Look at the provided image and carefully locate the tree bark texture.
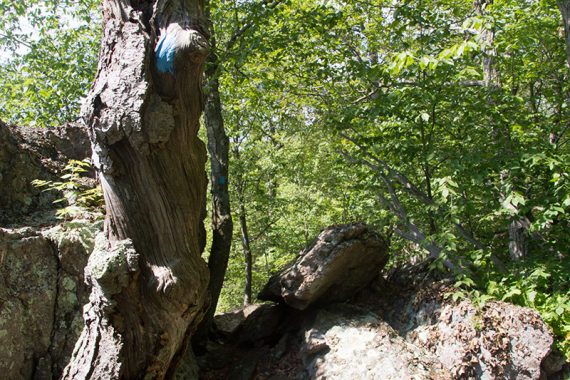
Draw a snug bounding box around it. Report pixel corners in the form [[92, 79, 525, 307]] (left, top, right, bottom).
[[558, 0, 570, 69], [508, 218, 530, 261], [62, 1, 210, 378]]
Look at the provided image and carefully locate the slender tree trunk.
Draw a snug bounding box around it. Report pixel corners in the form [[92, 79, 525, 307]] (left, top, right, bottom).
[[239, 202, 253, 306], [474, 0, 499, 87], [192, 0, 233, 348], [419, 108, 436, 235], [553, 3, 570, 148], [558, 0, 570, 69], [231, 139, 253, 306], [475, 0, 526, 260], [508, 218, 529, 260], [63, 1, 210, 378]]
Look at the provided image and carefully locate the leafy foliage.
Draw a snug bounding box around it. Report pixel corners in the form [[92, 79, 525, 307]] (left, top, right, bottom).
[[32, 159, 104, 220], [0, 0, 101, 126], [205, 0, 570, 359]]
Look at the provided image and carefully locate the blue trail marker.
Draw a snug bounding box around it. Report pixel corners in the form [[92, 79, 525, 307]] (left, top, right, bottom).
[[155, 33, 177, 74]]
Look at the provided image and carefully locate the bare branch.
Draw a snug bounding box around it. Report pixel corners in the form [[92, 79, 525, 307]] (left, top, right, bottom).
[[340, 149, 461, 273], [341, 133, 433, 204], [340, 138, 503, 273]]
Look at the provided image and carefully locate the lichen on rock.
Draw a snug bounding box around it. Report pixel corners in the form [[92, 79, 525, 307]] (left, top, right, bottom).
[[0, 228, 57, 380], [85, 234, 140, 295], [302, 305, 452, 379]]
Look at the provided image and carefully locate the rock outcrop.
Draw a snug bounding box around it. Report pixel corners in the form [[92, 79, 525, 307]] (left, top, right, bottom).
[[0, 222, 99, 379], [301, 305, 451, 379], [0, 121, 91, 226], [197, 261, 566, 380], [0, 122, 98, 379], [414, 300, 553, 379], [0, 228, 58, 380], [258, 223, 389, 310], [356, 271, 558, 380]]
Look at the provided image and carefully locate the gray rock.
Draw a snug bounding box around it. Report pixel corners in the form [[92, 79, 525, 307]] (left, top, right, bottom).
[[0, 220, 99, 379], [213, 304, 267, 337], [0, 122, 99, 378], [258, 223, 388, 310], [300, 304, 451, 379], [404, 298, 554, 379], [235, 304, 287, 346], [43, 221, 100, 377], [0, 228, 57, 380], [362, 279, 556, 380], [0, 121, 91, 226]]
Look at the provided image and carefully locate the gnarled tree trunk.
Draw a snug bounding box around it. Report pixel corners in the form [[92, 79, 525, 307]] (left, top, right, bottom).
[[62, 1, 210, 378]]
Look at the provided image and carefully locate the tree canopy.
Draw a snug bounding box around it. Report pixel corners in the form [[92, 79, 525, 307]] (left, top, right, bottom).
[[0, 0, 100, 126]]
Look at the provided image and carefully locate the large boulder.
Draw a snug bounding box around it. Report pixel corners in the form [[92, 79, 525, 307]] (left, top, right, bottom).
[[258, 223, 389, 310]]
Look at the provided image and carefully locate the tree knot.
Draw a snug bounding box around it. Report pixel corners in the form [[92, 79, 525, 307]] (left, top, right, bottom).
[[85, 233, 140, 295]]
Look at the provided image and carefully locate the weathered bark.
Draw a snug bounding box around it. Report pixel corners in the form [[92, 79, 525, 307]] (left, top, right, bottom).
[[62, 1, 210, 378], [558, 0, 570, 69], [193, 0, 233, 347]]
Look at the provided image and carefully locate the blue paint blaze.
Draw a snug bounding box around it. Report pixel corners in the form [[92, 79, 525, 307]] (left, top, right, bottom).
[[155, 33, 176, 74]]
